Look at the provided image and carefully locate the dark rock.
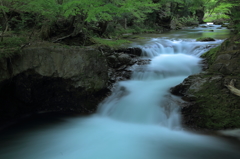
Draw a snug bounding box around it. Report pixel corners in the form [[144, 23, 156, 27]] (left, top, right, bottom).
[[0, 45, 111, 125], [115, 47, 142, 56], [117, 53, 132, 65], [196, 37, 215, 42], [107, 55, 119, 68]]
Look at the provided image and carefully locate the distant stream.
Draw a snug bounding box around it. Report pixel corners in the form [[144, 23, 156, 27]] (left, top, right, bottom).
[[1, 24, 239, 159]]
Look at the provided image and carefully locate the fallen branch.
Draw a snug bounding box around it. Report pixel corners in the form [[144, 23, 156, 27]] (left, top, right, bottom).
[[52, 34, 72, 43], [225, 79, 240, 96], [20, 43, 30, 50]]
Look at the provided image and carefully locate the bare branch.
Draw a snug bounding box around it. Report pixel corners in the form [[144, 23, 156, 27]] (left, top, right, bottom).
[[225, 79, 240, 97]]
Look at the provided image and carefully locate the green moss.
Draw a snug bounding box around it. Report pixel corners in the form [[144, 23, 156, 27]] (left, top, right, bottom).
[[92, 38, 131, 48], [225, 40, 230, 47], [192, 79, 240, 130], [196, 37, 215, 41], [201, 46, 220, 65]]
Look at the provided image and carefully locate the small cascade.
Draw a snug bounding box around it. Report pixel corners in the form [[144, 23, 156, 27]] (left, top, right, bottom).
[[137, 39, 223, 57], [132, 54, 201, 80], [98, 39, 203, 129]]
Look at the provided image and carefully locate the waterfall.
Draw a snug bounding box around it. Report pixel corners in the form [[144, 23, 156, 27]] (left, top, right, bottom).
[[98, 40, 202, 129]]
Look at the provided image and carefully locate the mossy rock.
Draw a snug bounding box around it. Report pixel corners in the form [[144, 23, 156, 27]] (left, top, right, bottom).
[[201, 46, 219, 65], [178, 35, 240, 130], [196, 37, 215, 42], [221, 24, 229, 27], [186, 77, 240, 130]]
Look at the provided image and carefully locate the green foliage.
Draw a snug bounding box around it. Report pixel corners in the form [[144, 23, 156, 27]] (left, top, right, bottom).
[[0, 0, 238, 44], [231, 5, 240, 34], [92, 38, 130, 48], [0, 37, 27, 48], [203, 1, 232, 22], [62, 0, 158, 23], [204, 13, 230, 22], [0, 36, 27, 58]]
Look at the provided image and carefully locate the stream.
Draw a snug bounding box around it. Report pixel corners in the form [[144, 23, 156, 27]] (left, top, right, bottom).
[[1, 24, 240, 159]]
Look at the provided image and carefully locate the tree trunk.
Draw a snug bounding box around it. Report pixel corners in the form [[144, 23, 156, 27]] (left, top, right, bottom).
[[0, 0, 9, 42]]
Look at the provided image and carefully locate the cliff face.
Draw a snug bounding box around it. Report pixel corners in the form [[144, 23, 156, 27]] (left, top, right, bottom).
[[171, 36, 240, 130], [0, 44, 141, 125]]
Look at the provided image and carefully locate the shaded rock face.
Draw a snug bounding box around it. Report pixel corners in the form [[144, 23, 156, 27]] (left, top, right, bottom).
[[171, 36, 240, 130], [0, 45, 142, 125]]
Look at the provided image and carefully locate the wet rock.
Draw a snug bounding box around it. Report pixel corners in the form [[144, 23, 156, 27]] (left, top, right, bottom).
[[171, 74, 208, 100], [117, 53, 132, 65], [115, 47, 142, 56], [107, 55, 119, 68]]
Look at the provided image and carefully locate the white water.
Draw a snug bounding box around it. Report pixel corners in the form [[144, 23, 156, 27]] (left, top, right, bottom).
[[1, 34, 240, 159]]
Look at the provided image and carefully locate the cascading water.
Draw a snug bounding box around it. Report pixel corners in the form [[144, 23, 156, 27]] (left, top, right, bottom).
[[98, 40, 203, 129], [0, 27, 240, 159]]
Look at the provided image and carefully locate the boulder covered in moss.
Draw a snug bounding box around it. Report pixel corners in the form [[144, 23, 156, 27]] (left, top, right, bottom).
[[196, 37, 216, 42], [171, 35, 240, 130]]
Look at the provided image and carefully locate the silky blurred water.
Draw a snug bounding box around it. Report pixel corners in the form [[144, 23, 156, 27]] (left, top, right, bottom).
[[1, 25, 239, 159]]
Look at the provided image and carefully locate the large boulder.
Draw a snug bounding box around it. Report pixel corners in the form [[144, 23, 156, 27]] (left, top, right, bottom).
[[0, 43, 142, 125], [171, 35, 240, 130], [0, 45, 110, 124]]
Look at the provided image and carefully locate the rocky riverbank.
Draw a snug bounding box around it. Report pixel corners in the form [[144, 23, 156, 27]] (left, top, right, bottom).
[[0, 43, 143, 125], [171, 35, 240, 130]]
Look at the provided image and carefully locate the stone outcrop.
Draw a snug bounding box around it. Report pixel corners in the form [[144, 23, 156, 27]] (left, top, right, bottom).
[[171, 35, 240, 130], [0, 43, 142, 125]]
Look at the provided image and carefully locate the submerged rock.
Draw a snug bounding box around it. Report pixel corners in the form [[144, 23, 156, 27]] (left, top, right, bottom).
[[196, 37, 216, 42]]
